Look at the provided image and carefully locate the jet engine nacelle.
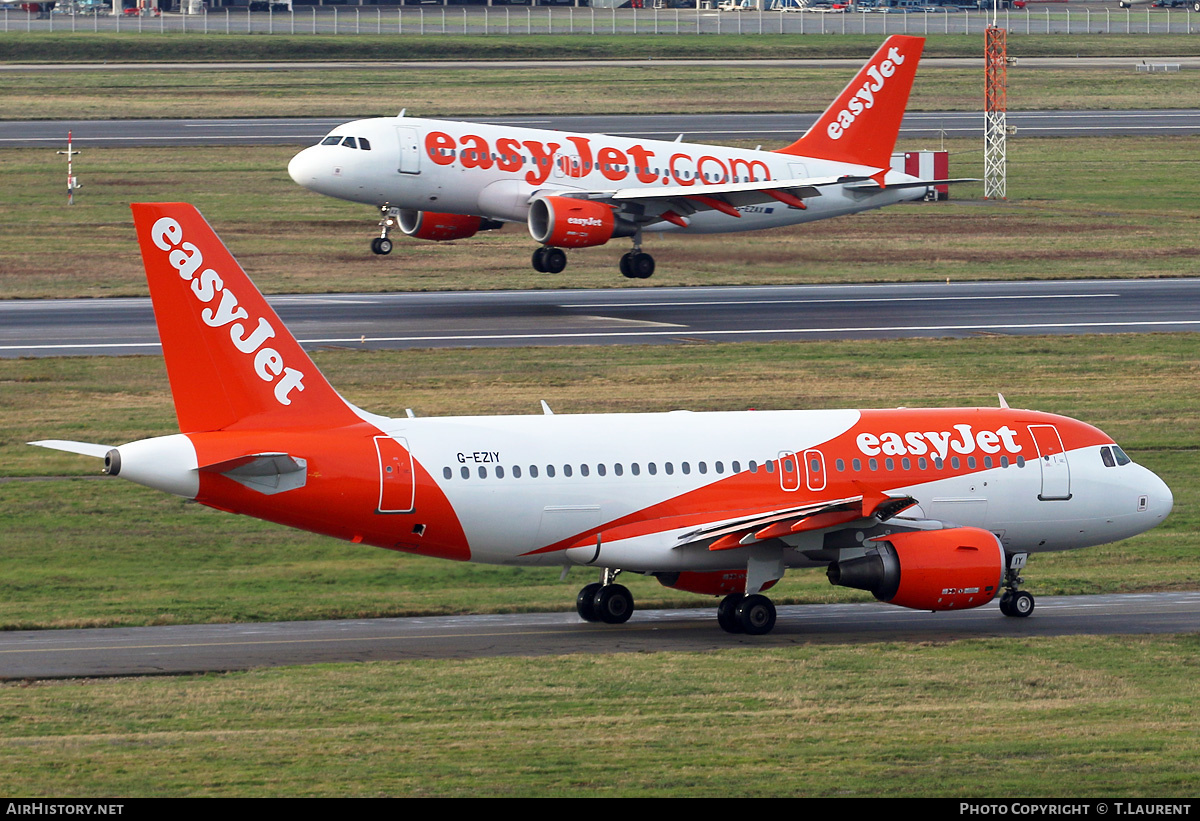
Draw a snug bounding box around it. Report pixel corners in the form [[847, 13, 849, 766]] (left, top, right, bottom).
[[398, 210, 490, 242], [528, 196, 634, 248], [826, 526, 1004, 612]]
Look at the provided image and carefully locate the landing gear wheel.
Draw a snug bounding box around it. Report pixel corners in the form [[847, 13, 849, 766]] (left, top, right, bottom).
[[735, 594, 777, 635], [630, 252, 655, 279], [1007, 590, 1035, 618], [1193, 1, 1199, 13], [619, 252, 634, 279], [371, 237, 393, 255], [532, 246, 548, 273], [592, 584, 634, 624], [543, 247, 567, 274], [717, 593, 744, 634], [576, 582, 603, 622]]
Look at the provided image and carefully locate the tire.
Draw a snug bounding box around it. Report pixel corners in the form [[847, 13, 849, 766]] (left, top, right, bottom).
[[531, 246, 548, 273], [1011, 590, 1035, 618], [593, 584, 634, 625], [630, 252, 655, 279], [377, 238, 393, 255], [736, 594, 777, 635], [543, 247, 568, 274], [576, 582, 603, 622], [717, 593, 744, 634], [619, 252, 635, 279]]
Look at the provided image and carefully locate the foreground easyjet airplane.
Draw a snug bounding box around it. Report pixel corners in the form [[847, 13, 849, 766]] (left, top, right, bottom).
[[33, 204, 1172, 634], [288, 36, 966, 279]]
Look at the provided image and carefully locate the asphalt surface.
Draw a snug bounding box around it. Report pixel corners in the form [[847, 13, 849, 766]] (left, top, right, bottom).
[[4, 278, 1199, 357], [6, 109, 1200, 147], [3, 592, 1197, 679]]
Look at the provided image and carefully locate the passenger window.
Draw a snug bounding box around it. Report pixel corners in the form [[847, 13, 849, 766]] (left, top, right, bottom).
[[852, 458, 862, 472], [496, 466, 505, 479], [648, 463, 658, 476], [513, 465, 522, 479], [580, 464, 590, 477], [478, 466, 487, 479], [665, 462, 674, 475], [835, 459, 845, 472], [715, 461, 724, 474], [563, 465, 572, 478], [443, 467, 452, 480], [546, 465, 556, 478], [460, 466, 469, 479], [615, 463, 624, 476], [749, 461, 758, 473], [631, 463, 640, 476], [682, 462, 691, 475], [529, 465, 539, 478], [732, 461, 741, 473]]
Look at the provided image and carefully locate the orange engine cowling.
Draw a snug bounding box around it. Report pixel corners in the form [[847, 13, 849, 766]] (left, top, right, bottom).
[[826, 526, 1004, 612], [398, 210, 484, 242], [655, 570, 778, 597], [528, 196, 631, 248]]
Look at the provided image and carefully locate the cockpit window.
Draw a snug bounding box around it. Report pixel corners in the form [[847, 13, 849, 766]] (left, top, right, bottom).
[[1112, 445, 1132, 466], [341, 136, 358, 149], [321, 136, 342, 146], [359, 138, 371, 151], [1101, 447, 1116, 468]]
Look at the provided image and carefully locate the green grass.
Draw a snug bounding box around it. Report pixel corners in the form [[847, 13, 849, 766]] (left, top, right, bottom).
[[2, 135, 1199, 298], [3, 32, 1200, 65], [1, 636, 1198, 796], [5, 61, 1200, 120], [4, 334, 1197, 629]]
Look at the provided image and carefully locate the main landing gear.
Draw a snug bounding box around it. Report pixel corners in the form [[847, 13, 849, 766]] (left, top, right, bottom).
[[576, 569, 634, 625], [716, 593, 778, 636], [532, 245, 567, 274], [372, 204, 395, 256], [998, 552, 1035, 618], [529, 241, 656, 279]]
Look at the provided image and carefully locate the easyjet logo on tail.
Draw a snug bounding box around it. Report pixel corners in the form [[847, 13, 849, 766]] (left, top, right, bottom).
[[150, 217, 306, 406], [827, 46, 906, 141]]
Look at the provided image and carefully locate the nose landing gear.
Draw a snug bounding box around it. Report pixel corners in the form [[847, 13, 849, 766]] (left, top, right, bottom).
[[372, 204, 396, 255], [999, 552, 1035, 617]]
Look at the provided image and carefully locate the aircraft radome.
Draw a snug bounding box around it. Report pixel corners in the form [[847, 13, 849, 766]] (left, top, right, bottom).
[[30, 203, 1173, 635], [287, 35, 971, 280]]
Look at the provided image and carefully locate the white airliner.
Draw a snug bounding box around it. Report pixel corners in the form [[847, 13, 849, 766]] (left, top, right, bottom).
[[288, 36, 968, 279], [31, 203, 1172, 635]]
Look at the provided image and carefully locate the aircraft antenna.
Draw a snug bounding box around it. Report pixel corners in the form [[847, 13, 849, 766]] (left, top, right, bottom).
[[984, 23, 1009, 200]]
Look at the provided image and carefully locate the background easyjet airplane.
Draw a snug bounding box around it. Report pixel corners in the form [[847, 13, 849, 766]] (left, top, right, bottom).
[[31, 204, 1173, 635], [288, 36, 967, 279]]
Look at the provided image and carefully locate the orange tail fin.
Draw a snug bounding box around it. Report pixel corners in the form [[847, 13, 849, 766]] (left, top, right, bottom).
[[131, 203, 361, 433], [777, 35, 924, 174]]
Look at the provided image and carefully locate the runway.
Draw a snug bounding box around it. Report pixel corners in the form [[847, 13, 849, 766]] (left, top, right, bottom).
[[4, 109, 1200, 147], [4, 278, 1200, 358], [2, 592, 1197, 679]]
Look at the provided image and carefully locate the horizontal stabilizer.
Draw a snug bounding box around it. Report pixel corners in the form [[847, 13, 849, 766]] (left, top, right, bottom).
[[27, 440, 113, 459], [199, 452, 308, 495], [843, 178, 979, 192]]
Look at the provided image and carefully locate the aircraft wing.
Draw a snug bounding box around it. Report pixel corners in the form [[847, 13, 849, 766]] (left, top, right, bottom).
[[601, 175, 864, 223], [674, 487, 917, 551]]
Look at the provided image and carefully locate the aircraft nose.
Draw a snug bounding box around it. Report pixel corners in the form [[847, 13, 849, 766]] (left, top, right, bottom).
[[288, 147, 319, 188]]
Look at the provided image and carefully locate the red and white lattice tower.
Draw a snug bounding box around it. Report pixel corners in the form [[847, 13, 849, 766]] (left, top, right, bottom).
[[984, 25, 1008, 200]]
